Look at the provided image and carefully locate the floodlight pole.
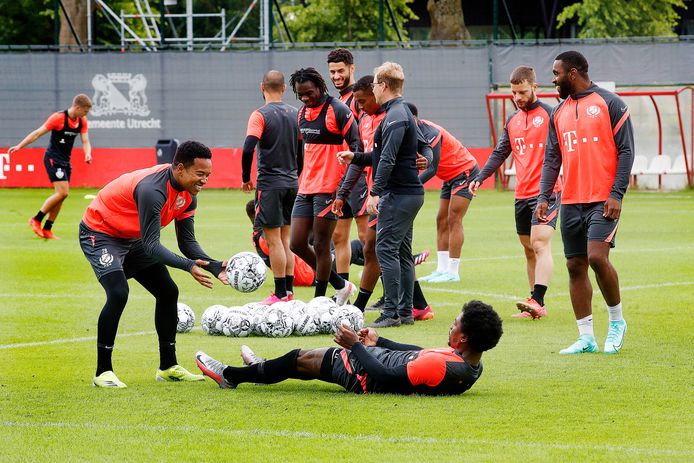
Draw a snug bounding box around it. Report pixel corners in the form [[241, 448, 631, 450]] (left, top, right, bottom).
[[186, 0, 193, 51], [87, 0, 92, 51]]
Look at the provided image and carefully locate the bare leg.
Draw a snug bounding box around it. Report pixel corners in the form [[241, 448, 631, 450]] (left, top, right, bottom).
[[566, 255, 592, 320], [332, 218, 352, 274], [360, 227, 381, 292], [587, 241, 621, 306], [42, 181, 70, 222], [312, 217, 338, 283], [264, 227, 287, 278], [280, 225, 294, 277], [290, 217, 317, 269], [531, 224, 555, 287], [446, 195, 471, 259], [518, 234, 535, 290], [436, 199, 449, 252]]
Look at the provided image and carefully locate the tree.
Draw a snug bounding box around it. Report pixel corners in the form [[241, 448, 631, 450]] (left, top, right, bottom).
[[59, 0, 93, 49], [427, 0, 470, 41], [557, 0, 687, 38], [0, 0, 54, 45], [280, 0, 417, 43]]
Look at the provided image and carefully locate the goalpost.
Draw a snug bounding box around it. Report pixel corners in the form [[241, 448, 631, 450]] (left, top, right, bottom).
[[485, 87, 693, 190]]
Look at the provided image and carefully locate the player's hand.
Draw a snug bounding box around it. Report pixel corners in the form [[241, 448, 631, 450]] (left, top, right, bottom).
[[603, 197, 622, 220], [468, 180, 481, 197], [217, 260, 229, 285], [332, 198, 344, 217], [242, 181, 254, 193], [8, 146, 20, 155], [366, 195, 379, 216], [334, 321, 359, 349], [191, 259, 213, 289], [337, 151, 354, 165], [534, 201, 549, 221], [358, 327, 379, 347], [415, 154, 428, 170], [85, 153, 92, 164]]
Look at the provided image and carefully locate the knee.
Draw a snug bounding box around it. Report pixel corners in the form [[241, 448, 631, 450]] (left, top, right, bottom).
[[312, 237, 331, 255], [289, 240, 305, 255], [531, 240, 547, 255], [565, 259, 587, 278], [58, 190, 69, 200], [106, 282, 129, 308], [363, 240, 376, 259], [154, 278, 179, 303], [332, 228, 348, 244], [587, 253, 608, 271]]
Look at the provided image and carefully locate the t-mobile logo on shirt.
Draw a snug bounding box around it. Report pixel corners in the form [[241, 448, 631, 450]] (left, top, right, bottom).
[[562, 130, 579, 152], [514, 137, 526, 155]]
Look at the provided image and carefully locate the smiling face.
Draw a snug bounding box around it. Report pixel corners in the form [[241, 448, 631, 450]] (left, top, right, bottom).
[[328, 62, 354, 91], [174, 157, 211, 195], [552, 60, 574, 99], [511, 80, 537, 111], [295, 80, 323, 108]]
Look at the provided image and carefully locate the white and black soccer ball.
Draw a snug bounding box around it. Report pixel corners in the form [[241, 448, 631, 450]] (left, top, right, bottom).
[[258, 307, 294, 337], [307, 297, 338, 334], [220, 307, 253, 337], [176, 302, 196, 333], [293, 310, 320, 336], [284, 299, 307, 313], [250, 305, 272, 336], [201, 304, 227, 335], [331, 305, 365, 333], [226, 251, 267, 293]]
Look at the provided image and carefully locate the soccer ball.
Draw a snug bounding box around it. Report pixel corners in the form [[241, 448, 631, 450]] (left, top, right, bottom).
[[220, 307, 253, 337], [201, 304, 227, 335], [250, 305, 272, 336], [258, 307, 294, 337], [289, 301, 320, 336], [307, 297, 338, 334], [284, 299, 307, 313], [226, 251, 267, 293], [176, 302, 195, 333], [331, 305, 365, 333]]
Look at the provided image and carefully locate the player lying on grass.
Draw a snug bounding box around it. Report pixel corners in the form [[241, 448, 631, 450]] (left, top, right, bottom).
[[195, 300, 502, 395]]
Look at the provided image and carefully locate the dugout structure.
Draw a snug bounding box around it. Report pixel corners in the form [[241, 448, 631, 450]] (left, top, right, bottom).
[[485, 87, 694, 190]]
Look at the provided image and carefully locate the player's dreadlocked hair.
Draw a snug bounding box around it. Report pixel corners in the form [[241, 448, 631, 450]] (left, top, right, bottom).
[[289, 67, 328, 98], [460, 300, 503, 352]]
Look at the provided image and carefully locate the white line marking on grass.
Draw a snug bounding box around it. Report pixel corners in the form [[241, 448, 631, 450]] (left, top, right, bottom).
[[422, 287, 522, 301], [0, 330, 156, 350], [2, 421, 691, 458]]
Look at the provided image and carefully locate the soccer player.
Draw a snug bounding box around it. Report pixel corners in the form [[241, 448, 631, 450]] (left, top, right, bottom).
[[335, 76, 433, 321], [288, 67, 361, 304], [9, 94, 93, 239], [195, 300, 503, 395], [536, 51, 634, 354], [412, 104, 480, 284], [79, 141, 229, 388], [337, 63, 433, 327], [469, 66, 561, 319], [242, 70, 301, 304], [327, 48, 369, 285]]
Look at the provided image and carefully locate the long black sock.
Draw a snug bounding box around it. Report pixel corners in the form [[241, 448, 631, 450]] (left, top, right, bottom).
[[223, 349, 301, 385], [354, 288, 373, 311], [315, 281, 329, 297], [96, 272, 129, 376], [274, 277, 287, 299], [96, 344, 114, 376], [338, 272, 349, 282], [329, 270, 345, 290], [43, 220, 54, 231], [532, 284, 548, 306], [285, 275, 294, 294], [34, 210, 46, 222], [159, 342, 177, 370], [413, 280, 428, 310]]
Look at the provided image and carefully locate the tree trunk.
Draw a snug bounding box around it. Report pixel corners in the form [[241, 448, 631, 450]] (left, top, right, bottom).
[[427, 0, 471, 41], [59, 0, 90, 50]]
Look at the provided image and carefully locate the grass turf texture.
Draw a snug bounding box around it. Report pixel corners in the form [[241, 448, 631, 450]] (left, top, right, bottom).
[[1, 187, 693, 462]]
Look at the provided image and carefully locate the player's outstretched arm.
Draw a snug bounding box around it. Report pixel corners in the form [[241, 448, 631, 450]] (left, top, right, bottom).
[[8, 126, 50, 154]]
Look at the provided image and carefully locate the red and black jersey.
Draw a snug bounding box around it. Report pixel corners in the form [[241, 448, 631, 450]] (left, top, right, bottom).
[[44, 110, 88, 163], [298, 96, 362, 194], [539, 83, 635, 204], [339, 84, 362, 122]]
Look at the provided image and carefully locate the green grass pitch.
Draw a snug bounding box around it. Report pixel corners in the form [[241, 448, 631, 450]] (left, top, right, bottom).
[[1, 187, 693, 462]]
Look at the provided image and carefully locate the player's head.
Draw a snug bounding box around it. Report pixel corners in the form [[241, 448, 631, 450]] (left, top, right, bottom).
[[327, 48, 355, 91], [71, 94, 92, 117], [172, 140, 212, 196], [353, 75, 380, 116], [373, 62, 405, 104], [262, 70, 286, 95], [245, 199, 256, 224], [448, 300, 503, 353], [509, 66, 538, 111], [404, 102, 418, 120], [290, 67, 328, 108], [553, 50, 590, 99]]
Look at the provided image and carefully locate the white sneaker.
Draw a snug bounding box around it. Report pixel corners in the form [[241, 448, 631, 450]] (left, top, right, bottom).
[[334, 281, 356, 306], [240, 345, 264, 366], [93, 371, 127, 388], [604, 320, 627, 354]]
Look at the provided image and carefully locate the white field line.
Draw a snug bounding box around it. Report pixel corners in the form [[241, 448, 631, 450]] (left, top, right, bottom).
[[0, 330, 156, 350], [1, 421, 691, 457]]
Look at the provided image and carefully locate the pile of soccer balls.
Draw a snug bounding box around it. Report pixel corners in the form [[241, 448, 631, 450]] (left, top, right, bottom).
[[200, 297, 364, 338]]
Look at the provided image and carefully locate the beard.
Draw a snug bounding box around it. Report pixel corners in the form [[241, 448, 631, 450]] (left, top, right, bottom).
[[557, 81, 572, 99]]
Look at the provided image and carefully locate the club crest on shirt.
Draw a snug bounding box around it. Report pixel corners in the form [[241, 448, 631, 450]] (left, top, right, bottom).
[[586, 105, 601, 118], [532, 116, 544, 128], [175, 196, 186, 210], [99, 248, 114, 267], [55, 168, 65, 179]]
